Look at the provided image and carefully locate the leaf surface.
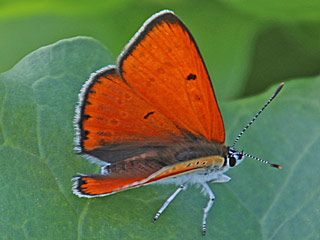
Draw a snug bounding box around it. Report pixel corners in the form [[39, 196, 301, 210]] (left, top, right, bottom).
[[0, 37, 319, 240]]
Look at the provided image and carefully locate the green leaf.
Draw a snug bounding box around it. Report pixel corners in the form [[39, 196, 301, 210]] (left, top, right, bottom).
[[0, 37, 114, 239], [222, 77, 320, 239], [0, 37, 319, 240]]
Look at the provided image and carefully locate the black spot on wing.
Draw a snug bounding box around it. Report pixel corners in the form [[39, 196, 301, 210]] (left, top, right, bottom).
[[186, 73, 197, 80], [84, 114, 91, 120], [143, 111, 155, 119], [83, 130, 90, 140]]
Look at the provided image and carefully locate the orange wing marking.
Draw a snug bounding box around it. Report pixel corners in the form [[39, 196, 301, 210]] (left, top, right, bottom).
[[145, 156, 225, 184], [74, 176, 146, 196]]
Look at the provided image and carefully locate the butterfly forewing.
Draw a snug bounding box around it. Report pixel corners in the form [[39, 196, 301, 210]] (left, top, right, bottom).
[[78, 67, 184, 154], [118, 11, 225, 143]]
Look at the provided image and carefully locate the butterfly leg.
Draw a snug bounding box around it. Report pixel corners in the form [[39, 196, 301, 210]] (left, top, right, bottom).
[[153, 184, 186, 223], [201, 182, 215, 235]]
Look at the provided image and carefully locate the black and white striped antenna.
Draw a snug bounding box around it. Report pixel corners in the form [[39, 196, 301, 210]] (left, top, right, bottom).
[[232, 83, 284, 169], [242, 152, 282, 169], [232, 83, 284, 148]]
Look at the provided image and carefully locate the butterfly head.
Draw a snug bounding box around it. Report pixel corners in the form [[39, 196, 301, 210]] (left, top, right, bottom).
[[226, 147, 244, 168], [226, 83, 284, 170]]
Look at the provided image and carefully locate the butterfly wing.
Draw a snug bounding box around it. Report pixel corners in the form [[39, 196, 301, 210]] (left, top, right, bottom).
[[75, 66, 184, 162], [73, 154, 225, 197], [118, 10, 225, 143], [75, 10, 225, 163], [73, 10, 227, 196]]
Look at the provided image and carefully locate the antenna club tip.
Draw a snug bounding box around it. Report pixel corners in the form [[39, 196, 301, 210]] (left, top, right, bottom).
[[280, 82, 284, 86], [270, 164, 282, 169]]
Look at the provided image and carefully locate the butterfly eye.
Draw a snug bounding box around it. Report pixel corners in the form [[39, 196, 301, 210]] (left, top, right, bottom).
[[229, 156, 236, 167]]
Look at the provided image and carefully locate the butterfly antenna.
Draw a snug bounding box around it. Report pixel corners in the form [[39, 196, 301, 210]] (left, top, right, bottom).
[[232, 83, 284, 148], [242, 152, 282, 169]]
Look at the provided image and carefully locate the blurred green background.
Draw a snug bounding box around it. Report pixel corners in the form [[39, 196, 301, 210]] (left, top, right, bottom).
[[1, 0, 320, 239], [1, 0, 319, 100]]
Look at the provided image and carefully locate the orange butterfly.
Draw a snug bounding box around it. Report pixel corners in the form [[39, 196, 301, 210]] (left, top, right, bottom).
[[72, 10, 283, 235]]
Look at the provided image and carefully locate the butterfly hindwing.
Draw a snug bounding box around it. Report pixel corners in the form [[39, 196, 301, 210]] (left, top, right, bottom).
[[72, 153, 225, 197]]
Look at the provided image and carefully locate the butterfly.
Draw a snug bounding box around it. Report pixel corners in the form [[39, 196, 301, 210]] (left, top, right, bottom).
[[72, 10, 283, 235]]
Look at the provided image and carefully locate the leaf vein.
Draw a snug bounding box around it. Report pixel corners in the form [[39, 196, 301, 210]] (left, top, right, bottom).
[[269, 185, 320, 239], [261, 133, 320, 237]]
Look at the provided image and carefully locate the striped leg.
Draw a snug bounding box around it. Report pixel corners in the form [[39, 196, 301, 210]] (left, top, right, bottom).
[[201, 182, 215, 235], [153, 184, 186, 222]]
